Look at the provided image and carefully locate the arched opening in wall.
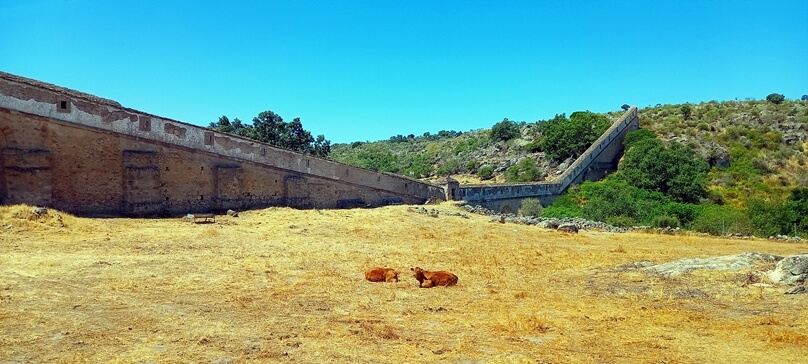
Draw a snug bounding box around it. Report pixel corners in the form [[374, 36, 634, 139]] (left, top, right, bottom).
[[502, 205, 512, 214]]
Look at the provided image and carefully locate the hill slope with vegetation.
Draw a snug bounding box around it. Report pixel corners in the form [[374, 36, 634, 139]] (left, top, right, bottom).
[[330, 96, 808, 237]]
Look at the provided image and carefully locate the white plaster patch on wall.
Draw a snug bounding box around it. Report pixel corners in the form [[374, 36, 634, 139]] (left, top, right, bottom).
[[72, 104, 107, 128], [0, 94, 63, 121]]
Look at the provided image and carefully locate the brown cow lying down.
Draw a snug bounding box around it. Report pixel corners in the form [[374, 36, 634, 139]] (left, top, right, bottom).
[[410, 267, 458, 288], [365, 267, 399, 282]]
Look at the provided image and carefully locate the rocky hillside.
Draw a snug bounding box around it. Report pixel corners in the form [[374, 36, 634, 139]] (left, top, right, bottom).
[[637, 99, 808, 203], [330, 123, 579, 185], [330, 98, 808, 202]]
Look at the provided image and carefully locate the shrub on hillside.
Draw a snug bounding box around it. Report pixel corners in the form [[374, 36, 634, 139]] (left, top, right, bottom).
[[661, 202, 701, 227], [453, 137, 484, 154], [622, 128, 657, 148], [652, 215, 681, 229], [505, 158, 543, 182], [616, 130, 709, 203], [538, 112, 611, 162], [490, 119, 521, 142], [579, 180, 642, 222], [691, 205, 753, 236], [356, 146, 400, 173], [523, 139, 542, 152], [786, 188, 808, 234], [606, 216, 638, 228], [746, 198, 795, 237], [436, 158, 462, 176], [766, 93, 785, 104], [680, 104, 693, 120], [477, 165, 495, 180], [401, 154, 433, 178], [541, 194, 582, 218], [518, 198, 543, 218]]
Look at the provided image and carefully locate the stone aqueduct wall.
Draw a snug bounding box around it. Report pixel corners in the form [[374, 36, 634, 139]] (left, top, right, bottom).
[[453, 106, 640, 213], [0, 72, 638, 216], [0, 72, 445, 216]]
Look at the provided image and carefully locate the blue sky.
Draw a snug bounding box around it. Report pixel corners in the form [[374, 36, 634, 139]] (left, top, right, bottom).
[[2, 1, 806, 143]]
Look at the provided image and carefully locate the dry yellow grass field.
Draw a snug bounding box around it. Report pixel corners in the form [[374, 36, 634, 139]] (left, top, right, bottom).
[[1, 203, 806, 364]]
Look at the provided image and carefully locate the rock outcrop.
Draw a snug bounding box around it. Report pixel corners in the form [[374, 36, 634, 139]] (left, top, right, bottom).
[[768, 254, 808, 285]]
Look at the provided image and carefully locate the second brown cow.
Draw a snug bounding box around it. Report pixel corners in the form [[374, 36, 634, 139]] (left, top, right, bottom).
[[365, 267, 399, 282], [410, 267, 458, 288]]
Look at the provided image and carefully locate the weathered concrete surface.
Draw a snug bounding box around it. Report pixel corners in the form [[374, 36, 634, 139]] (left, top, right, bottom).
[[0, 72, 444, 215]]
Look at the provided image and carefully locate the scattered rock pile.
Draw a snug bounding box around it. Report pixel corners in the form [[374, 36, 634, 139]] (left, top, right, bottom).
[[460, 204, 806, 242], [461, 204, 648, 233], [768, 235, 805, 243], [408, 206, 469, 219]]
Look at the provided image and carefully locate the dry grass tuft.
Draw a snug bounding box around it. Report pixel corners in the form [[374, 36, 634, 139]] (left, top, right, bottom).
[[766, 329, 808, 346], [0, 204, 98, 233], [358, 321, 400, 340], [1, 204, 806, 363]]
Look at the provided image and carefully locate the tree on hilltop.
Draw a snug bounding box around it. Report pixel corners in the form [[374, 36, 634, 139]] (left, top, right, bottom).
[[209, 111, 331, 157], [766, 93, 785, 104], [490, 118, 521, 142]]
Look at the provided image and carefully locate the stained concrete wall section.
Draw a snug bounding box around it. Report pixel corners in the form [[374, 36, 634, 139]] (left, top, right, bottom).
[[0, 72, 444, 215], [454, 107, 640, 213]]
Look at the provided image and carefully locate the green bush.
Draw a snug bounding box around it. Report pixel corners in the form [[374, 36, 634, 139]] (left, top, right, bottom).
[[680, 104, 692, 120], [436, 158, 462, 176], [766, 93, 785, 104], [747, 198, 795, 237], [661, 202, 701, 226], [652, 215, 680, 229], [490, 119, 521, 142], [786, 188, 808, 234], [453, 137, 483, 155], [477, 165, 495, 180], [691, 205, 753, 236], [579, 180, 641, 222], [606, 216, 638, 228], [622, 128, 657, 148], [401, 154, 433, 178], [505, 158, 543, 182], [357, 146, 400, 173], [465, 160, 479, 174], [538, 112, 611, 161], [523, 139, 542, 152], [542, 194, 582, 218], [616, 131, 709, 203], [518, 198, 543, 218]]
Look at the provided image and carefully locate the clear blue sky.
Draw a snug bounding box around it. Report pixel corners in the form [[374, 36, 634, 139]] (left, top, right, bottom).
[[2, 1, 806, 143]]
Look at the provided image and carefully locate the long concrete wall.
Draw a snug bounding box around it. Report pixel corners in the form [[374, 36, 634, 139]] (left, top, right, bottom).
[[454, 107, 640, 212], [0, 72, 445, 216]]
